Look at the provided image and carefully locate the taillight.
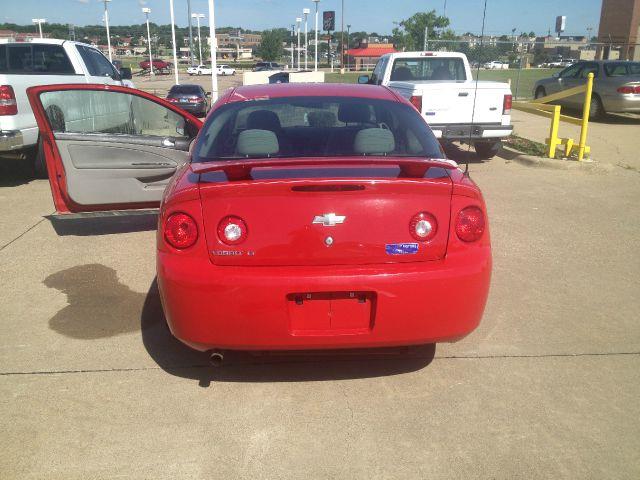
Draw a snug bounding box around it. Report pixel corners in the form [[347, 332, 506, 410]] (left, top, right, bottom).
[[0, 85, 17, 115], [164, 212, 198, 249], [409, 95, 422, 112], [502, 94, 512, 115], [218, 215, 248, 245], [409, 212, 437, 242], [455, 206, 485, 242], [617, 85, 640, 94], [167, 97, 179, 103]]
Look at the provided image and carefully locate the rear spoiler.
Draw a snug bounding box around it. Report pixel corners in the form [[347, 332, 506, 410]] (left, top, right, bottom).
[[191, 157, 458, 181]]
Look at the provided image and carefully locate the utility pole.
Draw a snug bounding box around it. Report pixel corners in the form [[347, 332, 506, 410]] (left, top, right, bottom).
[[313, 0, 320, 71], [142, 7, 154, 76], [102, 0, 112, 62], [346, 24, 351, 70]]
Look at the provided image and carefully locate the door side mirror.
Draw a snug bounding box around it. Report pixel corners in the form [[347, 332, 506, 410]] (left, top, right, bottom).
[[120, 67, 133, 80], [357, 75, 370, 84]]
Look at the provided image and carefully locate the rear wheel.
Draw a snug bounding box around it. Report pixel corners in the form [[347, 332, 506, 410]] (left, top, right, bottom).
[[534, 86, 546, 99], [474, 140, 501, 160], [589, 94, 605, 120], [23, 139, 47, 179]]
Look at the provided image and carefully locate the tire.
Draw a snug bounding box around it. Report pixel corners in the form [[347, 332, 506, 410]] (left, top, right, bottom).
[[474, 140, 501, 160], [589, 94, 605, 121], [23, 139, 48, 179], [535, 86, 546, 99], [197, 71, 202, 76]]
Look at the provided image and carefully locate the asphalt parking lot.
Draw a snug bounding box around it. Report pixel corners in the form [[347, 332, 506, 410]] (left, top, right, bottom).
[[1, 136, 639, 478]]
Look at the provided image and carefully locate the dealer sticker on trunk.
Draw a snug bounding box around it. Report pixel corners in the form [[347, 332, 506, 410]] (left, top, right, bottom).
[[385, 243, 419, 255]]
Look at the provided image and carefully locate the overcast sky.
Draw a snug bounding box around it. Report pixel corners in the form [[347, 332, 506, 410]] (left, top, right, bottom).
[[3, 0, 602, 36]]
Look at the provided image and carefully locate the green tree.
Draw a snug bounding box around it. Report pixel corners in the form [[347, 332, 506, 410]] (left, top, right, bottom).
[[258, 29, 286, 61], [391, 10, 452, 51]]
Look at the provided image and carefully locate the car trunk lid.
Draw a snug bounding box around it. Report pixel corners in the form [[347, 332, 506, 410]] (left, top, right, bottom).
[[194, 159, 454, 266]]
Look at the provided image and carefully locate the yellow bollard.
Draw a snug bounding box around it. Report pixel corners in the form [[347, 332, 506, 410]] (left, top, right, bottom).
[[547, 105, 561, 158], [577, 72, 594, 161]]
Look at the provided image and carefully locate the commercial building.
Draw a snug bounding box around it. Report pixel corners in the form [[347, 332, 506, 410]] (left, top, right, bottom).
[[345, 41, 396, 71]]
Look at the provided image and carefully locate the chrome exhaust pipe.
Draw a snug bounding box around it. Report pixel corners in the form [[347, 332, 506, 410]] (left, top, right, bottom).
[[208, 350, 224, 367]]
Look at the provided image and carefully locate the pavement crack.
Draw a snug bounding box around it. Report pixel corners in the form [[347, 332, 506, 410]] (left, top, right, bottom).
[[0, 215, 50, 252], [0, 351, 638, 377]]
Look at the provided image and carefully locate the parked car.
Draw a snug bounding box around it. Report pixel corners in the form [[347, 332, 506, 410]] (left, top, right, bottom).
[[253, 61, 281, 71], [166, 84, 209, 117], [533, 60, 640, 119], [483, 61, 509, 70], [26, 82, 491, 360], [0, 39, 131, 176], [268, 72, 289, 83], [360, 51, 513, 159], [216, 64, 236, 76], [139, 59, 172, 72], [187, 64, 212, 75]]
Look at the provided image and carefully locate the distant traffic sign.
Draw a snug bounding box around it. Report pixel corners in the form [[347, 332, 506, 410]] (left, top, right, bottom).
[[323, 11, 335, 31]]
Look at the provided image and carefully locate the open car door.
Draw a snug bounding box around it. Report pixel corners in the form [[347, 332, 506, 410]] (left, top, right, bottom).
[[27, 84, 203, 214]]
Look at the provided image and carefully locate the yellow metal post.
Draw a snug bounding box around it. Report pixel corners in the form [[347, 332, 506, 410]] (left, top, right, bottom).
[[547, 105, 561, 158], [577, 72, 594, 161]]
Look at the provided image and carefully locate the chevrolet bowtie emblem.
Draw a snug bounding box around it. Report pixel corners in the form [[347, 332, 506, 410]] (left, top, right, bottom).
[[312, 213, 346, 226]]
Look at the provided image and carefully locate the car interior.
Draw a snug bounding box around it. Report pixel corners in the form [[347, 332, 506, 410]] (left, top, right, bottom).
[[195, 99, 443, 161]]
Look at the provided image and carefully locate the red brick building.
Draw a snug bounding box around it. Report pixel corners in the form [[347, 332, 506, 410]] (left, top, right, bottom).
[[598, 0, 640, 60]]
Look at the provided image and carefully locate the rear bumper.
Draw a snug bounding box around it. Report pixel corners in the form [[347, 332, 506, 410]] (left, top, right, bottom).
[[430, 123, 513, 140], [602, 94, 640, 113], [175, 103, 207, 115], [0, 130, 24, 152], [157, 248, 492, 351]]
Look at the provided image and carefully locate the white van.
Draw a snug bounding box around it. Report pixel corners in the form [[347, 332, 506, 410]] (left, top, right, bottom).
[[0, 39, 131, 175]]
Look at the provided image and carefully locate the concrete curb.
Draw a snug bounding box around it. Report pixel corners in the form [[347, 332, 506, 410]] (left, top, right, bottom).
[[501, 146, 614, 173]]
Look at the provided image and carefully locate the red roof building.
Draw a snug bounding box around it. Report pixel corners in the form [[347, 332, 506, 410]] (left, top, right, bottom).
[[345, 42, 397, 71]]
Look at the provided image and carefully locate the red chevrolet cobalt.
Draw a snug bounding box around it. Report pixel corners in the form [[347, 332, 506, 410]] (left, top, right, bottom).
[[27, 83, 490, 357]]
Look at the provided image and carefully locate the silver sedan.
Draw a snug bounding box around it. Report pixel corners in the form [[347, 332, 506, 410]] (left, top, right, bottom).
[[533, 60, 640, 119]]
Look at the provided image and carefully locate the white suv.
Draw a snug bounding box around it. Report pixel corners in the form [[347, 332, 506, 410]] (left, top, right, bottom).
[[0, 39, 130, 176]]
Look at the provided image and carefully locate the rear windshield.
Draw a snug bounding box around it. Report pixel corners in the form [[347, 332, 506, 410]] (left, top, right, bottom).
[[169, 85, 202, 95], [0, 44, 74, 74], [192, 96, 444, 162], [390, 57, 467, 81], [604, 62, 640, 76]]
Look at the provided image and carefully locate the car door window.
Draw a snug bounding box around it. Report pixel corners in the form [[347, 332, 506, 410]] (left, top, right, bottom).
[[370, 58, 384, 84], [39, 90, 188, 138], [4, 44, 75, 74], [76, 45, 118, 78], [559, 64, 582, 78], [579, 63, 599, 79]]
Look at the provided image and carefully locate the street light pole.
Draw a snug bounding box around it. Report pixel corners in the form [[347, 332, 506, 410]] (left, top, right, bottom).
[[296, 17, 302, 70], [31, 19, 46, 39], [207, 0, 218, 101], [303, 9, 310, 70], [142, 8, 154, 76], [290, 25, 295, 69], [103, 0, 112, 63], [346, 24, 351, 71], [187, 0, 195, 66], [192, 13, 205, 65], [340, 0, 344, 70], [313, 0, 320, 71], [169, 0, 179, 85]]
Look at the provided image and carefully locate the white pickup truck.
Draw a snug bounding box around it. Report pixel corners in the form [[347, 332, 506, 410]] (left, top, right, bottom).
[[359, 52, 513, 159], [0, 39, 131, 176]]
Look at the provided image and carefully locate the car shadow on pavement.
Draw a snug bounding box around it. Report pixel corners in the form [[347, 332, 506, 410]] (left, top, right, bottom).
[[48, 212, 158, 236], [141, 279, 436, 387], [442, 142, 489, 165], [0, 153, 35, 187]]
